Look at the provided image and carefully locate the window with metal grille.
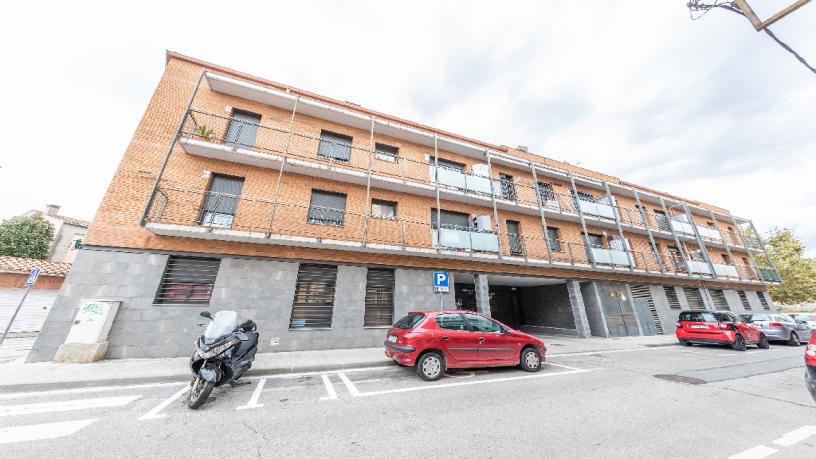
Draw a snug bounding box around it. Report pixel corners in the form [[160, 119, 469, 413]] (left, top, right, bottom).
[[154, 256, 221, 305], [709, 289, 729, 311], [308, 190, 347, 226], [758, 292, 770, 310], [546, 227, 561, 252], [499, 173, 516, 201], [375, 143, 398, 162], [290, 264, 337, 329], [318, 130, 352, 162], [664, 286, 681, 309], [364, 268, 394, 326], [684, 287, 706, 310], [201, 174, 244, 227], [737, 291, 751, 310], [631, 284, 664, 334]]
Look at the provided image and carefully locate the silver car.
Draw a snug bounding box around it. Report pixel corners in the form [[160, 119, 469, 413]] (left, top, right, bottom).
[[741, 313, 813, 346], [787, 314, 816, 331]]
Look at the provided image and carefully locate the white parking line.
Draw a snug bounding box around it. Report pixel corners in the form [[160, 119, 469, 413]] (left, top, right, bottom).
[[0, 395, 141, 417], [729, 445, 778, 459], [236, 378, 266, 410], [549, 347, 676, 358], [0, 418, 98, 445], [772, 425, 816, 447], [337, 372, 361, 397], [0, 381, 186, 401], [319, 374, 338, 400], [139, 386, 189, 420]]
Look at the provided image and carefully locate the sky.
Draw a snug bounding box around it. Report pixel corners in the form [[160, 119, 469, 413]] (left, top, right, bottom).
[[1, 1, 814, 255]]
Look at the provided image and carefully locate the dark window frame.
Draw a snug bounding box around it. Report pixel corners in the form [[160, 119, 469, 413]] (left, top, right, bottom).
[[317, 130, 353, 162], [154, 256, 221, 306], [546, 226, 562, 252], [371, 199, 397, 220], [307, 189, 348, 227], [364, 268, 395, 327], [374, 143, 399, 162], [289, 264, 338, 329]]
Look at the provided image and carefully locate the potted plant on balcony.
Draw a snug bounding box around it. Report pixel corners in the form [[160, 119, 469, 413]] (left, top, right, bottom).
[[194, 125, 215, 141]]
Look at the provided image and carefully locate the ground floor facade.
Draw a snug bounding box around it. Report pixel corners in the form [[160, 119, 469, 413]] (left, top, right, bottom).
[[27, 247, 777, 362]]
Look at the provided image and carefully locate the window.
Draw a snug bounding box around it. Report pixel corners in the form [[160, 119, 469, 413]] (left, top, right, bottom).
[[431, 209, 470, 230], [537, 182, 556, 203], [573, 190, 595, 202], [679, 311, 717, 323], [664, 286, 681, 309], [436, 313, 467, 331], [318, 130, 353, 162], [721, 254, 731, 264], [393, 314, 425, 330], [155, 256, 221, 305], [709, 289, 729, 311], [308, 190, 347, 226], [364, 268, 395, 327], [608, 236, 627, 251], [654, 210, 671, 231], [70, 235, 84, 250], [375, 143, 398, 162], [737, 291, 751, 310], [201, 174, 244, 227], [758, 292, 771, 310], [684, 287, 706, 310], [225, 109, 262, 148], [585, 233, 604, 248], [668, 246, 685, 272], [371, 199, 397, 219], [464, 314, 501, 333], [506, 220, 523, 256], [546, 227, 561, 252], [429, 156, 465, 171], [499, 173, 516, 201], [290, 264, 337, 329]]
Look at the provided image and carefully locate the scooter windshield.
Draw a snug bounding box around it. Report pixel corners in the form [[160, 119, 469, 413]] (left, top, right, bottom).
[[204, 310, 238, 343]]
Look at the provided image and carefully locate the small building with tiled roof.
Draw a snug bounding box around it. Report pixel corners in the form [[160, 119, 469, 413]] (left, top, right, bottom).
[[21, 204, 89, 264], [0, 255, 70, 334]]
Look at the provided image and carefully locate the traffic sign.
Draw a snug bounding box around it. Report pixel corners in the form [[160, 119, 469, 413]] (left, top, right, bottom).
[[24, 268, 41, 287], [433, 271, 449, 292]]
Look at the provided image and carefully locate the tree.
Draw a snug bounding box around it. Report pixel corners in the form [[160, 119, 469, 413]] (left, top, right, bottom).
[[0, 213, 55, 260], [763, 228, 816, 305]]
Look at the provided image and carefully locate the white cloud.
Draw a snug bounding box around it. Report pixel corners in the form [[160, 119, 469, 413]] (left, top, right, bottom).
[[1, 1, 813, 254]]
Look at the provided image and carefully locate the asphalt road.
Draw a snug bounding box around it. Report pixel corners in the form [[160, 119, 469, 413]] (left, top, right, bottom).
[[0, 343, 813, 458]]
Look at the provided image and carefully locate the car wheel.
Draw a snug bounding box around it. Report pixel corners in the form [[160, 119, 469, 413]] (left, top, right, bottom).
[[679, 339, 691, 346], [788, 332, 801, 346], [415, 351, 444, 381], [520, 347, 542, 372], [757, 334, 770, 349], [731, 334, 747, 351]]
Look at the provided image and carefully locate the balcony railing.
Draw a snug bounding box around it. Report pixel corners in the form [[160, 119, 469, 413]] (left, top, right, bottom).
[[145, 186, 780, 284]]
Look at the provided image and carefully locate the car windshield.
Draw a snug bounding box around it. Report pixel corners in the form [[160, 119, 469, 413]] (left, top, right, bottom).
[[392, 314, 425, 329], [679, 312, 717, 323]]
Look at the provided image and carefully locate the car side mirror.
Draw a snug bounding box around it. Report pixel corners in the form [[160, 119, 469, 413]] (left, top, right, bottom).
[[200, 311, 212, 320]]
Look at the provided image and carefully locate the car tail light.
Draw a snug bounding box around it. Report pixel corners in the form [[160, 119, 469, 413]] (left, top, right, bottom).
[[806, 344, 816, 357], [676, 321, 682, 329], [718, 323, 731, 330], [769, 322, 784, 327]]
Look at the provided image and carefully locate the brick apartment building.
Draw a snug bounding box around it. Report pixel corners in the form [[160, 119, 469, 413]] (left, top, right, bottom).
[[29, 52, 782, 361]]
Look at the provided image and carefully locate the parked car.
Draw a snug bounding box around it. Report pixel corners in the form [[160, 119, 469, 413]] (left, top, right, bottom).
[[787, 313, 816, 331], [806, 333, 816, 402], [742, 313, 813, 346], [676, 310, 768, 351], [384, 311, 546, 381]]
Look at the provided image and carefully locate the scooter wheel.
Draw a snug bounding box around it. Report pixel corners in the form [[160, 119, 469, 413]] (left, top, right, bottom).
[[187, 376, 214, 409]]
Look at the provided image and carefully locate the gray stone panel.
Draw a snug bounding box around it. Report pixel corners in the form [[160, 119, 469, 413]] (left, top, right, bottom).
[[649, 285, 681, 334], [518, 283, 577, 332], [581, 281, 609, 337], [566, 281, 591, 338], [723, 289, 746, 313], [474, 274, 491, 317]]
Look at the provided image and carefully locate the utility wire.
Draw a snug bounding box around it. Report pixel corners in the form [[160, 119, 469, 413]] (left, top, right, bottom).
[[687, 1, 816, 75]]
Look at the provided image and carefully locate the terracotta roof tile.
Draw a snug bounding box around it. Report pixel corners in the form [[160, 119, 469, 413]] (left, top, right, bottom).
[[54, 215, 90, 227], [0, 256, 72, 277]]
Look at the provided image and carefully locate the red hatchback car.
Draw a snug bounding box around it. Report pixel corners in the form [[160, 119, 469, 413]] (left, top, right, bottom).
[[676, 310, 769, 351], [805, 333, 816, 402], [384, 311, 546, 381]]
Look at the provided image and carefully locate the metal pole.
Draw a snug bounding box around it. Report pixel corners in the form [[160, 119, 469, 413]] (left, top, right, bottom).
[[709, 211, 741, 280], [140, 69, 207, 227], [433, 135, 442, 254], [0, 285, 31, 347], [529, 162, 553, 264], [659, 197, 692, 276], [266, 96, 300, 236], [485, 152, 504, 259], [748, 219, 779, 279], [603, 181, 634, 272], [568, 172, 596, 268], [362, 117, 375, 246], [633, 189, 664, 275], [682, 203, 717, 279]]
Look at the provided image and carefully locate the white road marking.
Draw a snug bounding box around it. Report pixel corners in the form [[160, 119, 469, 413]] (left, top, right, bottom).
[[0, 382, 186, 401], [236, 378, 266, 410], [0, 395, 140, 417], [337, 372, 361, 397], [549, 346, 676, 358], [0, 418, 98, 445], [139, 386, 189, 420], [544, 362, 586, 372], [772, 425, 816, 447], [359, 367, 592, 397], [319, 374, 338, 400], [729, 445, 778, 459]]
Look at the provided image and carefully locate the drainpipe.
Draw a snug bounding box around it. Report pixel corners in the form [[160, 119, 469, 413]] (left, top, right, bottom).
[[140, 69, 206, 227], [433, 135, 441, 254]]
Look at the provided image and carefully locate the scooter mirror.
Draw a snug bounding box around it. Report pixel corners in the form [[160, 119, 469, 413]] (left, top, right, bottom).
[[200, 311, 212, 320]]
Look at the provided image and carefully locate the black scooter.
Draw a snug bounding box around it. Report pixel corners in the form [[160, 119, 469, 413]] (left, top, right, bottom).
[[187, 310, 259, 409]]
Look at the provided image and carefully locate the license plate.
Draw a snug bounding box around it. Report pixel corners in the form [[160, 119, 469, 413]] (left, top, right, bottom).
[[690, 324, 706, 329], [387, 335, 397, 343]]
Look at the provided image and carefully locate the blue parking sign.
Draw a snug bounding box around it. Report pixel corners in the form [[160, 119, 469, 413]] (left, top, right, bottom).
[[24, 268, 41, 287], [433, 271, 449, 292]]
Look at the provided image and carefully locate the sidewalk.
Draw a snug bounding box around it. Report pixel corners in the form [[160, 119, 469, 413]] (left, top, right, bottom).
[[0, 334, 677, 393]]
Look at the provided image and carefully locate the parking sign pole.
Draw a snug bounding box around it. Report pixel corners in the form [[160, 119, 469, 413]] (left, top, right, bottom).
[[0, 285, 31, 347]]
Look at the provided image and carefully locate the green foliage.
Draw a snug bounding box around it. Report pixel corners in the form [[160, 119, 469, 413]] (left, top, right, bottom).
[[764, 228, 816, 305], [195, 125, 215, 139], [0, 213, 55, 260]]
